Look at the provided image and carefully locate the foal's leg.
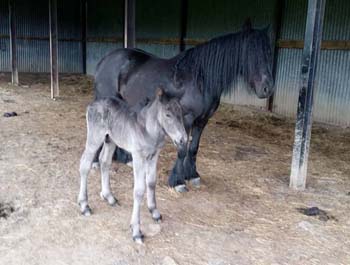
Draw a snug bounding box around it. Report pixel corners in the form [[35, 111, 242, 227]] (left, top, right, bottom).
[[146, 151, 162, 222], [78, 136, 104, 216], [99, 139, 118, 206], [130, 153, 146, 243]]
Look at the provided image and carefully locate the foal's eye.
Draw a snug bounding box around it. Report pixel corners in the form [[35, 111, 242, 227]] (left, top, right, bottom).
[[166, 113, 171, 118]]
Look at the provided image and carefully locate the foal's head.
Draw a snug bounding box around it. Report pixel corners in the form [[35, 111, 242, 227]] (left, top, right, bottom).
[[155, 88, 187, 149]]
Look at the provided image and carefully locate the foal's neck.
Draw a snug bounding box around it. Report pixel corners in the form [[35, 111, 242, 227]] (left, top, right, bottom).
[[138, 101, 164, 142]]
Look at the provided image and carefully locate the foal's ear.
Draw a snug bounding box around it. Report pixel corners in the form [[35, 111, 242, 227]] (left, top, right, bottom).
[[242, 18, 252, 32], [156, 87, 164, 98]]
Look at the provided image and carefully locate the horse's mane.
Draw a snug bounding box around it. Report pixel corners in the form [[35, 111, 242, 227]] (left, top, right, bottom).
[[174, 29, 268, 98]]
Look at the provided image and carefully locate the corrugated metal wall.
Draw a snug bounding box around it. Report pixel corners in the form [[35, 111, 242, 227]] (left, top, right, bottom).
[[0, 0, 82, 73], [86, 0, 123, 74], [273, 0, 350, 126], [0, 0, 349, 126]]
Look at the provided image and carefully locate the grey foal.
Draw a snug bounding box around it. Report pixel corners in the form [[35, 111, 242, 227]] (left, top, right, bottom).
[[78, 89, 187, 243]]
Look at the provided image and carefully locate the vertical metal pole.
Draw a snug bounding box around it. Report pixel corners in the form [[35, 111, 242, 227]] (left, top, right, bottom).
[[124, 0, 135, 48], [290, 0, 326, 190], [81, 0, 87, 74], [8, 0, 18, 85], [179, 0, 188, 52], [267, 0, 285, 111], [49, 0, 59, 98]]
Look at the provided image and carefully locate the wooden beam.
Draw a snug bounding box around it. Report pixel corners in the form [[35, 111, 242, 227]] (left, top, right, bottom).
[[278, 39, 350, 50], [49, 0, 59, 98], [124, 0, 135, 48], [290, 0, 326, 190], [1, 34, 349, 50], [81, 0, 87, 74], [8, 0, 18, 85]]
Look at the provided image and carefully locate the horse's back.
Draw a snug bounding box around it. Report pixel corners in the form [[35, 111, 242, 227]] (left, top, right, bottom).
[[94, 48, 157, 99]]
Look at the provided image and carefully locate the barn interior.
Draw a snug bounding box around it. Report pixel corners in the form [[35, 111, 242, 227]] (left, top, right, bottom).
[[0, 0, 350, 264]]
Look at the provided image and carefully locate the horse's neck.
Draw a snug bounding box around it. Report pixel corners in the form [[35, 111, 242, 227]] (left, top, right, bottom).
[[137, 102, 165, 144]]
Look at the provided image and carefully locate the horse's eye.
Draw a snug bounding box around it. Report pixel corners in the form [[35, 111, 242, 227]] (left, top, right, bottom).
[[166, 113, 171, 118]]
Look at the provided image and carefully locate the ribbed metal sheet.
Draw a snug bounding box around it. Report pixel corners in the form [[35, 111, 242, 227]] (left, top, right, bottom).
[[0, 0, 82, 73], [273, 0, 350, 126], [86, 42, 123, 75]]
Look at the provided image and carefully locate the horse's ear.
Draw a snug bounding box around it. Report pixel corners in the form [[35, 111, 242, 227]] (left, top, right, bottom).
[[242, 18, 252, 32]]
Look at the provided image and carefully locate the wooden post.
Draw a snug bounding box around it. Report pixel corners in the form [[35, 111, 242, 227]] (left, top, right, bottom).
[[124, 0, 135, 48], [179, 0, 188, 52], [267, 0, 285, 111], [8, 0, 18, 85], [290, 0, 326, 190], [81, 0, 87, 74], [49, 0, 59, 98]]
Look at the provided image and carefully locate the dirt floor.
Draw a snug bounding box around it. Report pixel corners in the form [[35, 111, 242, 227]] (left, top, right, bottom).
[[0, 73, 349, 265]]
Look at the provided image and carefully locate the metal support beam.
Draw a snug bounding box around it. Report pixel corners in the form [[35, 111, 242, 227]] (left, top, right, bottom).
[[179, 0, 188, 52], [124, 0, 135, 48], [49, 0, 59, 98], [81, 0, 87, 74], [8, 0, 18, 85], [267, 0, 285, 111], [290, 0, 326, 190]]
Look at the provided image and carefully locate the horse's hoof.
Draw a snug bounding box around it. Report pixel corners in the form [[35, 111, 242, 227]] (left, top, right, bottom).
[[126, 161, 133, 168], [190, 177, 201, 188], [92, 162, 100, 170], [100, 192, 119, 206], [175, 184, 188, 193], [132, 233, 144, 244], [81, 205, 92, 216]]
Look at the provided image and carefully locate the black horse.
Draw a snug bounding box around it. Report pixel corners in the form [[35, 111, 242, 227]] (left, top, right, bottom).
[[94, 20, 275, 192]]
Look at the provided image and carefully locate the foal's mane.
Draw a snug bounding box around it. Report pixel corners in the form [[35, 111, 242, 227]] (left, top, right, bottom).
[[174, 27, 269, 98]]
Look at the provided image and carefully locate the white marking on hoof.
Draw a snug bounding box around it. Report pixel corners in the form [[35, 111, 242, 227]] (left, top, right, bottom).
[[100, 192, 119, 206], [92, 162, 100, 170], [150, 209, 162, 222], [133, 235, 144, 244], [81, 205, 92, 216], [174, 184, 188, 193], [126, 161, 133, 168], [190, 177, 201, 188]]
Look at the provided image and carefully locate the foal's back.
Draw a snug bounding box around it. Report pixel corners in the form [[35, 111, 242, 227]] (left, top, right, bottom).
[[87, 97, 139, 150]]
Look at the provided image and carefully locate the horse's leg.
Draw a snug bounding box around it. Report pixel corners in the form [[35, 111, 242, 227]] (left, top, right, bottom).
[[146, 151, 161, 222], [99, 139, 118, 206], [168, 147, 188, 192], [183, 115, 211, 187], [78, 136, 104, 216], [130, 153, 146, 243], [114, 147, 133, 167]]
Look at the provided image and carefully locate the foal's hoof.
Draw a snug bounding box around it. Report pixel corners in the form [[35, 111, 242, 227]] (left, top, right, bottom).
[[100, 192, 119, 206], [81, 205, 92, 216], [153, 214, 162, 223], [150, 209, 162, 223], [190, 177, 201, 188], [133, 233, 144, 244], [174, 184, 188, 193]]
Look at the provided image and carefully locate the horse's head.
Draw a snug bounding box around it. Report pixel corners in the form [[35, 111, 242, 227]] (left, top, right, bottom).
[[156, 88, 188, 149], [242, 19, 275, 98]]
